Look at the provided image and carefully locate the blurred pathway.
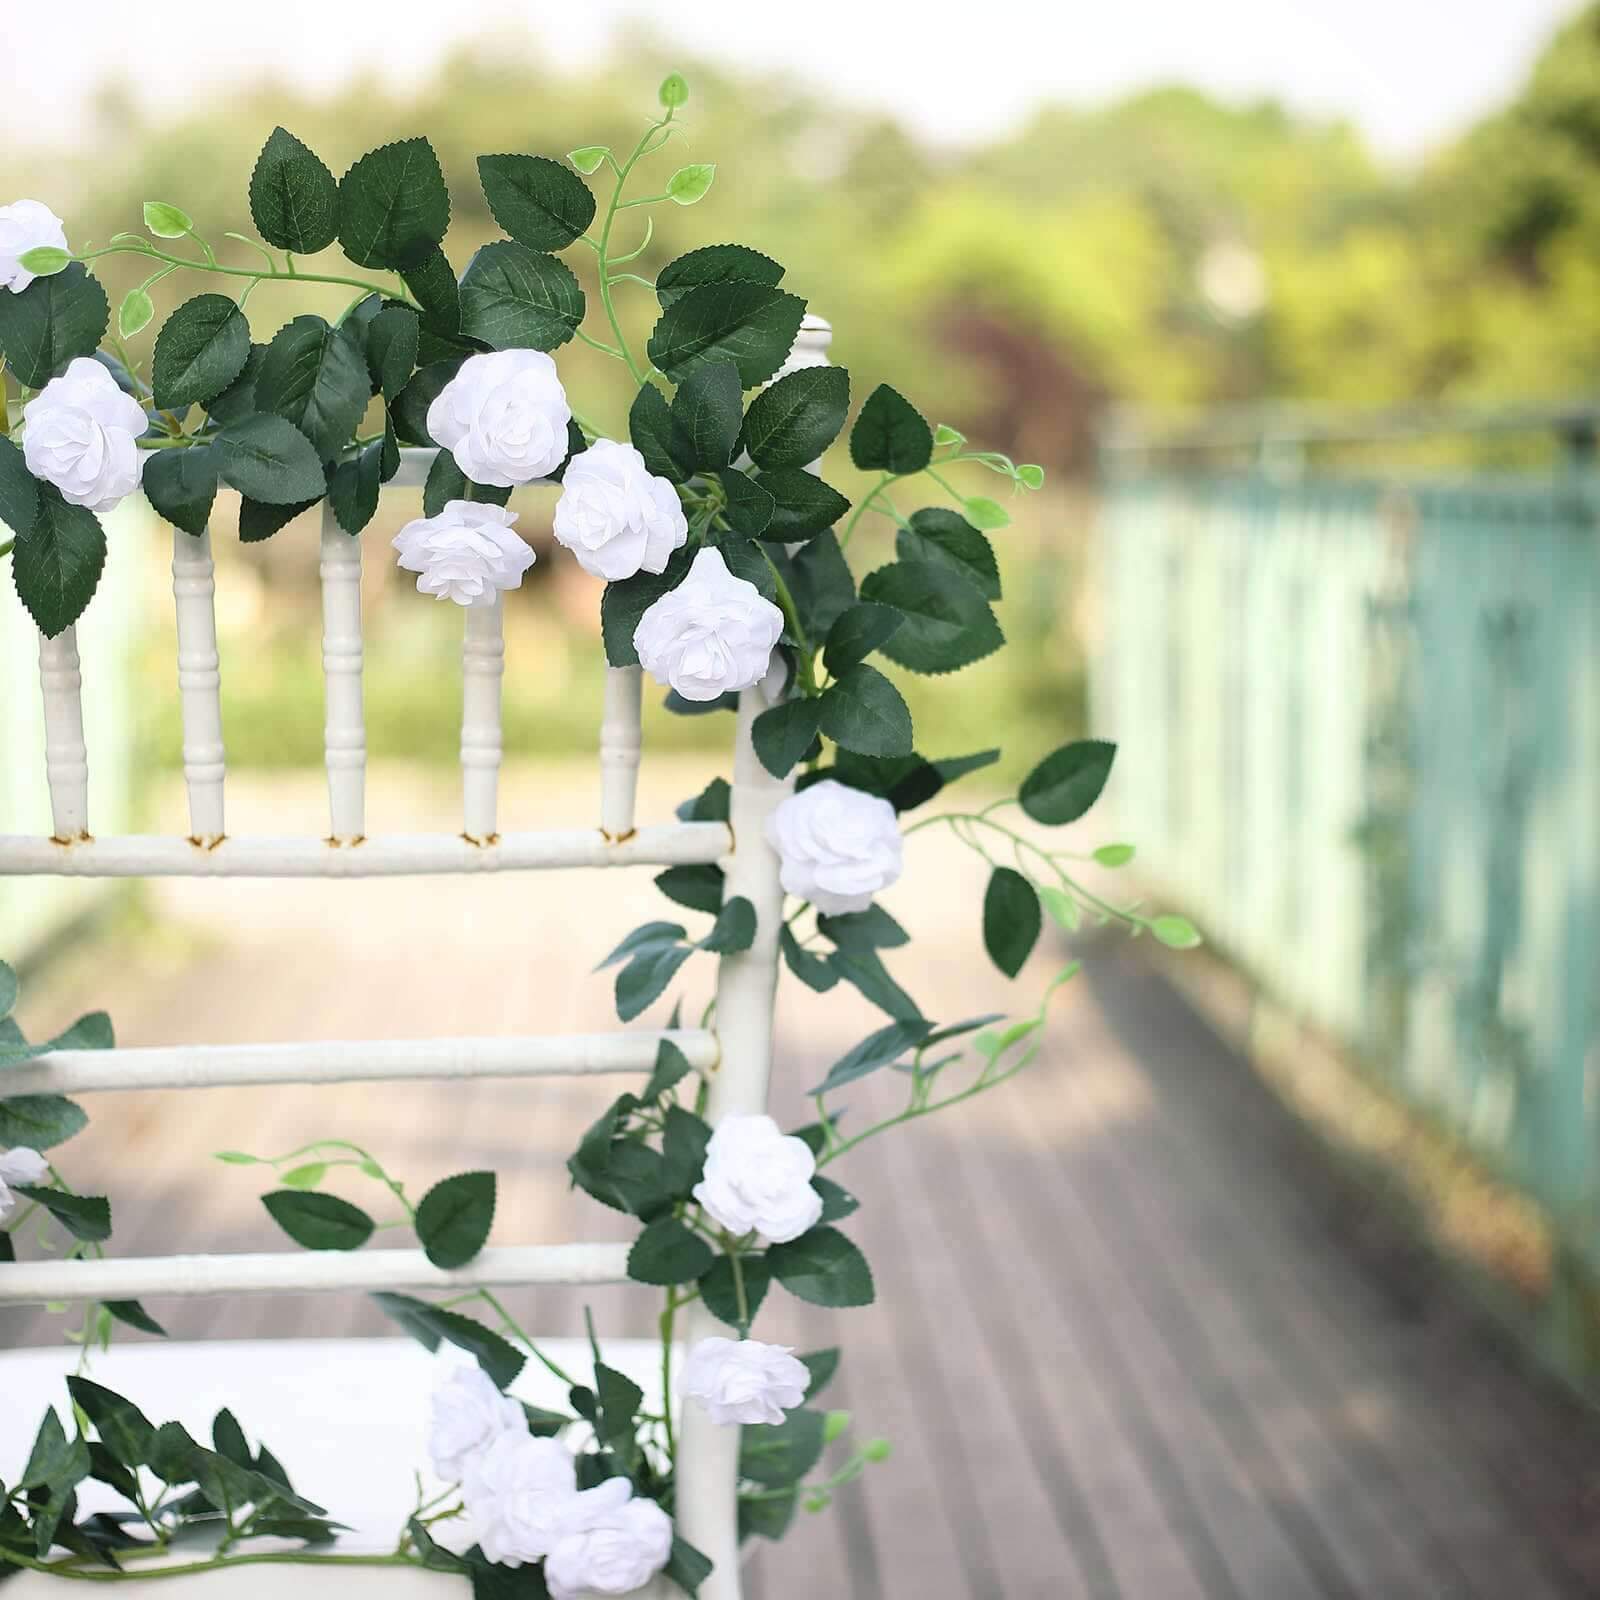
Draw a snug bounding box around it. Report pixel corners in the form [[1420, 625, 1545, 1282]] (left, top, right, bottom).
[[7, 764, 1600, 1597]]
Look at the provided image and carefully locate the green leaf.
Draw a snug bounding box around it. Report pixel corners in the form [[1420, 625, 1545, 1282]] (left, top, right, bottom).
[[828, 947, 923, 1022], [647, 281, 806, 387], [677, 776, 732, 823], [390, 358, 466, 447], [477, 154, 596, 251], [328, 439, 385, 535], [628, 1216, 714, 1285], [338, 137, 451, 269], [1018, 739, 1116, 825], [784, 532, 856, 636], [964, 495, 1011, 530], [629, 382, 693, 483], [742, 366, 850, 472], [1151, 915, 1203, 950], [655, 864, 725, 915], [597, 920, 687, 970], [12, 490, 105, 638], [364, 304, 420, 401], [0, 262, 109, 388], [212, 1408, 252, 1467], [216, 414, 328, 504], [819, 664, 913, 758], [249, 127, 339, 253], [600, 544, 695, 666], [655, 243, 784, 309], [740, 1407, 825, 1487], [15, 1184, 110, 1241], [593, 1362, 645, 1457], [373, 1293, 526, 1389], [659, 72, 690, 108], [718, 469, 776, 538], [0, 961, 15, 1020], [400, 246, 461, 335], [143, 201, 193, 239], [255, 315, 372, 459], [898, 508, 1000, 600], [103, 1300, 166, 1338], [0, 1007, 113, 1066], [672, 360, 743, 469], [415, 1171, 495, 1269], [756, 468, 851, 540], [65, 1378, 154, 1469], [459, 242, 583, 352], [752, 696, 823, 779], [152, 293, 252, 410], [983, 867, 1041, 978], [1094, 842, 1136, 868], [781, 925, 838, 992], [17, 246, 69, 278], [768, 1226, 874, 1307], [661, 1103, 713, 1194], [700, 896, 757, 955], [118, 286, 154, 339], [666, 164, 716, 205], [666, 1536, 714, 1597], [204, 342, 265, 426], [816, 904, 908, 952], [261, 1189, 375, 1251], [858, 560, 1003, 676], [238, 494, 321, 542], [568, 146, 609, 175], [642, 1037, 695, 1102], [0, 437, 40, 538], [280, 1162, 326, 1190], [616, 944, 693, 1022], [19, 1408, 89, 1492], [699, 1253, 771, 1328], [825, 602, 903, 676], [800, 1348, 840, 1399], [850, 384, 932, 474], [142, 444, 218, 537], [1039, 885, 1080, 932], [811, 1017, 932, 1095]]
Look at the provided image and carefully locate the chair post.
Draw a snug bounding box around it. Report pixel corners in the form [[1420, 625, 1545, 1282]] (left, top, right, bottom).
[[171, 524, 226, 845], [37, 625, 89, 842], [599, 665, 643, 840], [461, 595, 505, 843], [319, 505, 366, 843]]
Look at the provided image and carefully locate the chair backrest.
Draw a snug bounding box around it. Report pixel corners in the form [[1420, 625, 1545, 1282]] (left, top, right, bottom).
[[0, 316, 838, 1600]]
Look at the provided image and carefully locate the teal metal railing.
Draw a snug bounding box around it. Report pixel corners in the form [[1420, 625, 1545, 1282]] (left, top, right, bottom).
[[1094, 405, 1600, 1295]]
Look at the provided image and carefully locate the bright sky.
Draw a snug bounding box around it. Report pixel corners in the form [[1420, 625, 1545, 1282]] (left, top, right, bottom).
[[1, 0, 1585, 163]]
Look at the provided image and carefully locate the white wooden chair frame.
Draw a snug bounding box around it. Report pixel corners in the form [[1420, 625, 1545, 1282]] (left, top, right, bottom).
[[0, 321, 838, 1598]]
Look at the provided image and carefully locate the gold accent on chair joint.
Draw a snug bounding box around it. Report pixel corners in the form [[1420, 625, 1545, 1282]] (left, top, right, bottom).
[[187, 833, 228, 851], [49, 831, 92, 847], [600, 826, 638, 845], [461, 831, 501, 848]]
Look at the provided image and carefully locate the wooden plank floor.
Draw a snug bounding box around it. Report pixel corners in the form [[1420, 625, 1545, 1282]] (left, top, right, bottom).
[[7, 765, 1600, 1596]]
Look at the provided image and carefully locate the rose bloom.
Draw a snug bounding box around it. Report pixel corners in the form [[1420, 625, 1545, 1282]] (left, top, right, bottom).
[[544, 1486, 673, 1600], [0, 1147, 48, 1222], [692, 1113, 822, 1245], [633, 546, 784, 702], [552, 438, 687, 581], [427, 349, 572, 487], [428, 1365, 525, 1484], [679, 1336, 809, 1427], [765, 779, 903, 916], [22, 358, 148, 514], [462, 1431, 578, 1568], [0, 200, 68, 294], [393, 500, 535, 607]]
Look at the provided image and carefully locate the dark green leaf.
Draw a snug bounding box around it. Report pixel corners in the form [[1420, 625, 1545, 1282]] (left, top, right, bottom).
[[811, 1018, 933, 1095], [390, 358, 465, 447], [646, 282, 806, 386], [642, 1037, 695, 1102], [816, 904, 909, 952], [655, 244, 784, 308], [825, 603, 903, 676], [0, 1093, 87, 1149], [739, 1407, 825, 1486], [238, 494, 320, 542], [742, 366, 850, 470], [616, 944, 693, 1023], [0, 263, 109, 388], [740, 1489, 796, 1542], [328, 439, 384, 535], [216, 414, 328, 504], [415, 1171, 495, 1269], [818, 665, 913, 758], [364, 304, 420, 401], [13, 491, 105, 638], [15, 1185, 110, 1242], [677, 776, 731, 822], [142, 444, 218, 537], [629, 382, 693, 483], [661, 1104, 713, 1193], [261, 1189, 374, 1251], [147, 1420, 201, 1486], [933, 748, 1003, 788], [568, 1134, 674, 1221], [983, 866, 1042, 978], [627, 1216, 714, 1285], [0, 436, 40, 538], [800, 1348, 840, 1400], [699, 1253, 771, 1328], [255, 315, 372, 458], [654, 864, 725, 915], [752, 697, 823, 779], [519, 1404, 572, 1438], [716, 468, 775, 538], [211, 1409, 251, 1468], [672, 361, 743, 469], [0, 961, 15, 1020], [597, 920, 686, 970], [85, 1439, 140, 1505], [898, 508, 1000, 600], [249, 128, 339, 253], [715, 534, 779, 601], [594, 1363, 644, 1454], [203, 343, 265, 426], [1018, 739, 1117, 825], [780, 925, 838, 992], [65, 1379, 153, 1470], [0, 1008, 114, 1061], [699, 896, 756, 955], [19, 1409, 89, 1492], [858, 560, 1004, 675], [850, 384, 932, 474], [477, 155, 596, 251], [459, 242, 583, 352], [600, 545, 694, 666], [104, 1301, 167, 1338], [419, 449, 510, 517], [828, 947, 924, 1022], [814, 1175, 859, 1222], [400, 246, 461, 335], [373, 1293, 526, 1389], [665, 1536, 715, 1597], [152, 294, 251, 410], [756, 468, 851, 540], [767, 1226, 875, 1308], [784, 532, 855, 635], [338, 138, 450, 269]]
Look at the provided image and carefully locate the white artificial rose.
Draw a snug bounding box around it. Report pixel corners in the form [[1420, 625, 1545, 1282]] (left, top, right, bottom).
[[0, 200, 68, 294], [552, 438, 687, 581], [692, 1113, 822, 1245], [679, 1336, 809, 1427], [22, 358, 148, 514], [462, 1431, 578, 1568], [427, 349, 572, 488], [544, 1489, 673, 1600], [428, 1365, 526, 1484], [0, 1147, 49, 1222], [764, 779, 904, 916], [633, 546, 784, 702], [393, 500, 535, 607]]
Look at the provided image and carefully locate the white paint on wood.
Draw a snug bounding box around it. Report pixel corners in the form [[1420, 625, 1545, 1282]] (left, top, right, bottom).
[[320, 505, 366, 841], [461, 595, 505, 841], [9, 1027, 720, 1095], [171, 525, 225, 843], [600, 665, 643, 839], [37, 626, 89, 841]]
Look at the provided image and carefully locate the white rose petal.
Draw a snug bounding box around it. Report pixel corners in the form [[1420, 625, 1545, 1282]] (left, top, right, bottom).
[[679, 1336, 809, 1427], [553, 438, 687, 581], [692, 1113, 822, 1245], [633, 546, 784, 702], [428, 1365, 525, 1484], [544, 1490, 673, 1600], [764, 779, 904, 916], [462, 1431, 578, 1568], [0, 1147, 49, 1223], [0, 200, 68, 294], [22, 358, 148, 514], [393, 499, 535, 607], [427, 349, 572, 488]]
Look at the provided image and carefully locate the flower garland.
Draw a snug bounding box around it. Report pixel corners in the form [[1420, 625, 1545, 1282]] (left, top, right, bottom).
[[0, 72, 1201, 1595]]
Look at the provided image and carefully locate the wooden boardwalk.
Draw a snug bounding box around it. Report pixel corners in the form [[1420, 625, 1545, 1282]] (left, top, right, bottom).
[[7, 765, 1600, 1597]]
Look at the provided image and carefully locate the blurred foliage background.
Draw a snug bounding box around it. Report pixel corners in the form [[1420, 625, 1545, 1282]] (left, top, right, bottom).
[[9, 7, 1600, 780]]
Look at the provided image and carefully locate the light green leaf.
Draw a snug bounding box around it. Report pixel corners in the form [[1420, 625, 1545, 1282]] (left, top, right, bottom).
[[964, 495, 1011, 530], [666, 164, 716, 205], [279, 1163, 326, 1190], [1151, 915, 1203, 950], [118, 286, 154, 338], [143, 201, 193, 239], [659, 73, 690, 108], [18, 246, 69, 277], [1017, 464, 1046, 489], [1038, 885, 1080, 931], [568, 146, 609, 175], [933, 423, 965, 447], [1093, 843, 1136, 868]]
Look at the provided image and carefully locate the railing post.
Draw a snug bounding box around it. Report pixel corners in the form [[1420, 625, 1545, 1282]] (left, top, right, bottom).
[[38, 626, 89, 842], [172, 525, 226, 845], [461, 595, 505, 843], [599, 665, 643, 841], [319, 505, 366, 843]]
